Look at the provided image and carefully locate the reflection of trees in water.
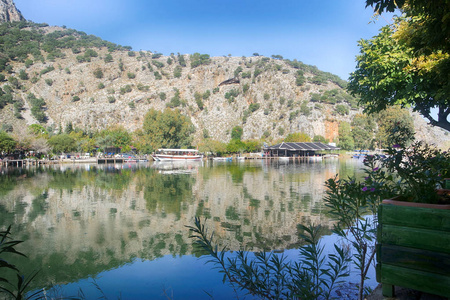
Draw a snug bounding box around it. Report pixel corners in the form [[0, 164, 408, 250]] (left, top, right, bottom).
[[143, 172, 195, 218], [0, 161, 362, 294], [46, 166, 133, 192]]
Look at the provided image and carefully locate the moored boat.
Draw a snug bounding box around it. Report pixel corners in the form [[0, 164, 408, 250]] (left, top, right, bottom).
[[151, 149, 203, 161]]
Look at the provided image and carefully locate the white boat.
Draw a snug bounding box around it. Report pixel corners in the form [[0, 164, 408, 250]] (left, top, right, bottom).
[[152, 149, 203, 161], [212, 157, 232, 162]]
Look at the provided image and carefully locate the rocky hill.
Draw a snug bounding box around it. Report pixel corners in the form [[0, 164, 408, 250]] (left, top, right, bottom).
[[0, 0, 23, 23], [0, 18, 448, 148]]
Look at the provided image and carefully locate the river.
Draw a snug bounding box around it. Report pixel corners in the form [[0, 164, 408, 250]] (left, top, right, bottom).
[[0, 158, 374, 299]]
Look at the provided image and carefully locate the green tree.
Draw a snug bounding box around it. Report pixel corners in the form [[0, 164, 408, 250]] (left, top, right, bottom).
[[284, 132, 311, 142], [97, 126, 132, 151], [351, 114, 375, 149], [337, 122, 354, 150], [198, 139, 227, 156], [0, 131, 16, 153], [143, 108, 195, 151], [104, 53, 113, 62], [173, 65, 182, 78], [93, 68, 103, 79], [18, 69, 28, 80], [28, 124, 48, 136], [230, 126, 243, 141], [374, 106, 415, 149], [48, 134, 76, 153], [226, 139, 245, 153], [190, 53, 211, 68], [348, 18, 450, 131], [313, 135, 327, 143]]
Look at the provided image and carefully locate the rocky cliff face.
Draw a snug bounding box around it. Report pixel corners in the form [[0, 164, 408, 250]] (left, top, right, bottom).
[[0, 0, 24, 23], [0, 24, 360, 143], [0, 22, 448, 148]]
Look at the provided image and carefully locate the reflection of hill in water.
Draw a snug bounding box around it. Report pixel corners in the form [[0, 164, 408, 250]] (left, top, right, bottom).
[[0, 161, 347, 288]]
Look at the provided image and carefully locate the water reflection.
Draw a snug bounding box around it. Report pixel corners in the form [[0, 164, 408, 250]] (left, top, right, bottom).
[[0, 159, 364, 298]]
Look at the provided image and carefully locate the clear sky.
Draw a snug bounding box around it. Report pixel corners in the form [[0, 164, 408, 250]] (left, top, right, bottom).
[[14, 0, 394, 80]]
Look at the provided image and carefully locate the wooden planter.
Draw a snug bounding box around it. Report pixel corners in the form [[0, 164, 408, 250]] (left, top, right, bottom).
[[376, 199, 450, 298]]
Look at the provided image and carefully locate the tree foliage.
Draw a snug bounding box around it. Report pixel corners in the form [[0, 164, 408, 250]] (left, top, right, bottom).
[[350, 1, 450, 131], [284, 132, 311, 143], [190, 53, 211, 68], [230, 126, 243, 141], [337, 122, 354, 150], [374, 106, 415, 149], [351, 114, 375, 150], [143, 108, 195, 151], [48, 134, 76, 153], [0, 131, 16, 153]]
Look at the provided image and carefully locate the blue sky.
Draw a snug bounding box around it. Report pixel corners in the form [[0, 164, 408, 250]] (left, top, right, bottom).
[[14, 0, 394, 80]]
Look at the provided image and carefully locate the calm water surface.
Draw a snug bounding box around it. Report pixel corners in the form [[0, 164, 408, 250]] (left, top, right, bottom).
[[0, 158, 372, 299]]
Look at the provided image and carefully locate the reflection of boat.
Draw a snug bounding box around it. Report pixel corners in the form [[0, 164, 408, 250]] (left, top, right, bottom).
[[278, 157, 290, 161], [212, 157, 232, 162], [309, 156, 323, 161], [152, 149, 203, 161], [151, 160, 203, 174]]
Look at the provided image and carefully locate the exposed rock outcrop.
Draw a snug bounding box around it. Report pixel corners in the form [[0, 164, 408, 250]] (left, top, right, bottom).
[[0, 0, 24, 23]]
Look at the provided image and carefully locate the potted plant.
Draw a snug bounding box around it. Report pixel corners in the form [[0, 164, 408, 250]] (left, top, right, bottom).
[[365, 142, 450, 298]]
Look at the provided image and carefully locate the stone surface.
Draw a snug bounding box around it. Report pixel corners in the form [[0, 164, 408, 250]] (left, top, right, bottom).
[[0, 0, 24, 23]]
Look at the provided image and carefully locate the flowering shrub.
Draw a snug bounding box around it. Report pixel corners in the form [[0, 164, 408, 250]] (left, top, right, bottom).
[[363, 141, 450, 204]]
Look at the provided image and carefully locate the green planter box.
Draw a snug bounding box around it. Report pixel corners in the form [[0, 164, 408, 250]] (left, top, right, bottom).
[[376, 202, 450, 298]]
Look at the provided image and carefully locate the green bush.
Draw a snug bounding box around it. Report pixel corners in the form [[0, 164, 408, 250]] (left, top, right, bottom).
[[190, 53, 211, 68], [336, 104, 349, 115], [93, 68, 103, 79], [24, 59, 33, 68], [173, 65, 182, 78], [225, 89, 239, 100], [178, 54, 186, 67], [295, 70, 305, 86], [254, 68, 263, 78], [104, 53, 113, 62], [120, 85, 132, 95], [45, 78, 53, 86], [40, 65, 55, 75], [72, 96, 80, 102], [159, 92, 166, 100], [249, 103, 260, 112], [300, 101, 311, 116], [127, 72, 136, 79], [108, 96, 116, 103], [202, 90, 210, 100], [7, 76, 19, 89], [18, 69, 28, 80], [152, 53, 162, 59], [152, 61, 164, 69], [154, 71, 162, 80], [137, 83, 149, 91], [97, 82, 105, 89]]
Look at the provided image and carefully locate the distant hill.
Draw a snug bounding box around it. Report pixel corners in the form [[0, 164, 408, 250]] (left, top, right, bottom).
[[0, 0, 24, 23], [0, 5, 448, 148]]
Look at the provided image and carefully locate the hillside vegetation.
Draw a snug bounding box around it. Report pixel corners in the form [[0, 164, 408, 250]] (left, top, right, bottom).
[[0, 20, 447, 153]]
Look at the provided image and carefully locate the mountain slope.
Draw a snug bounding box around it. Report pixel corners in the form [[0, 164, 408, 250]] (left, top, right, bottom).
[[0, 20, 447, 148], [0, 21, 361, 143]]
